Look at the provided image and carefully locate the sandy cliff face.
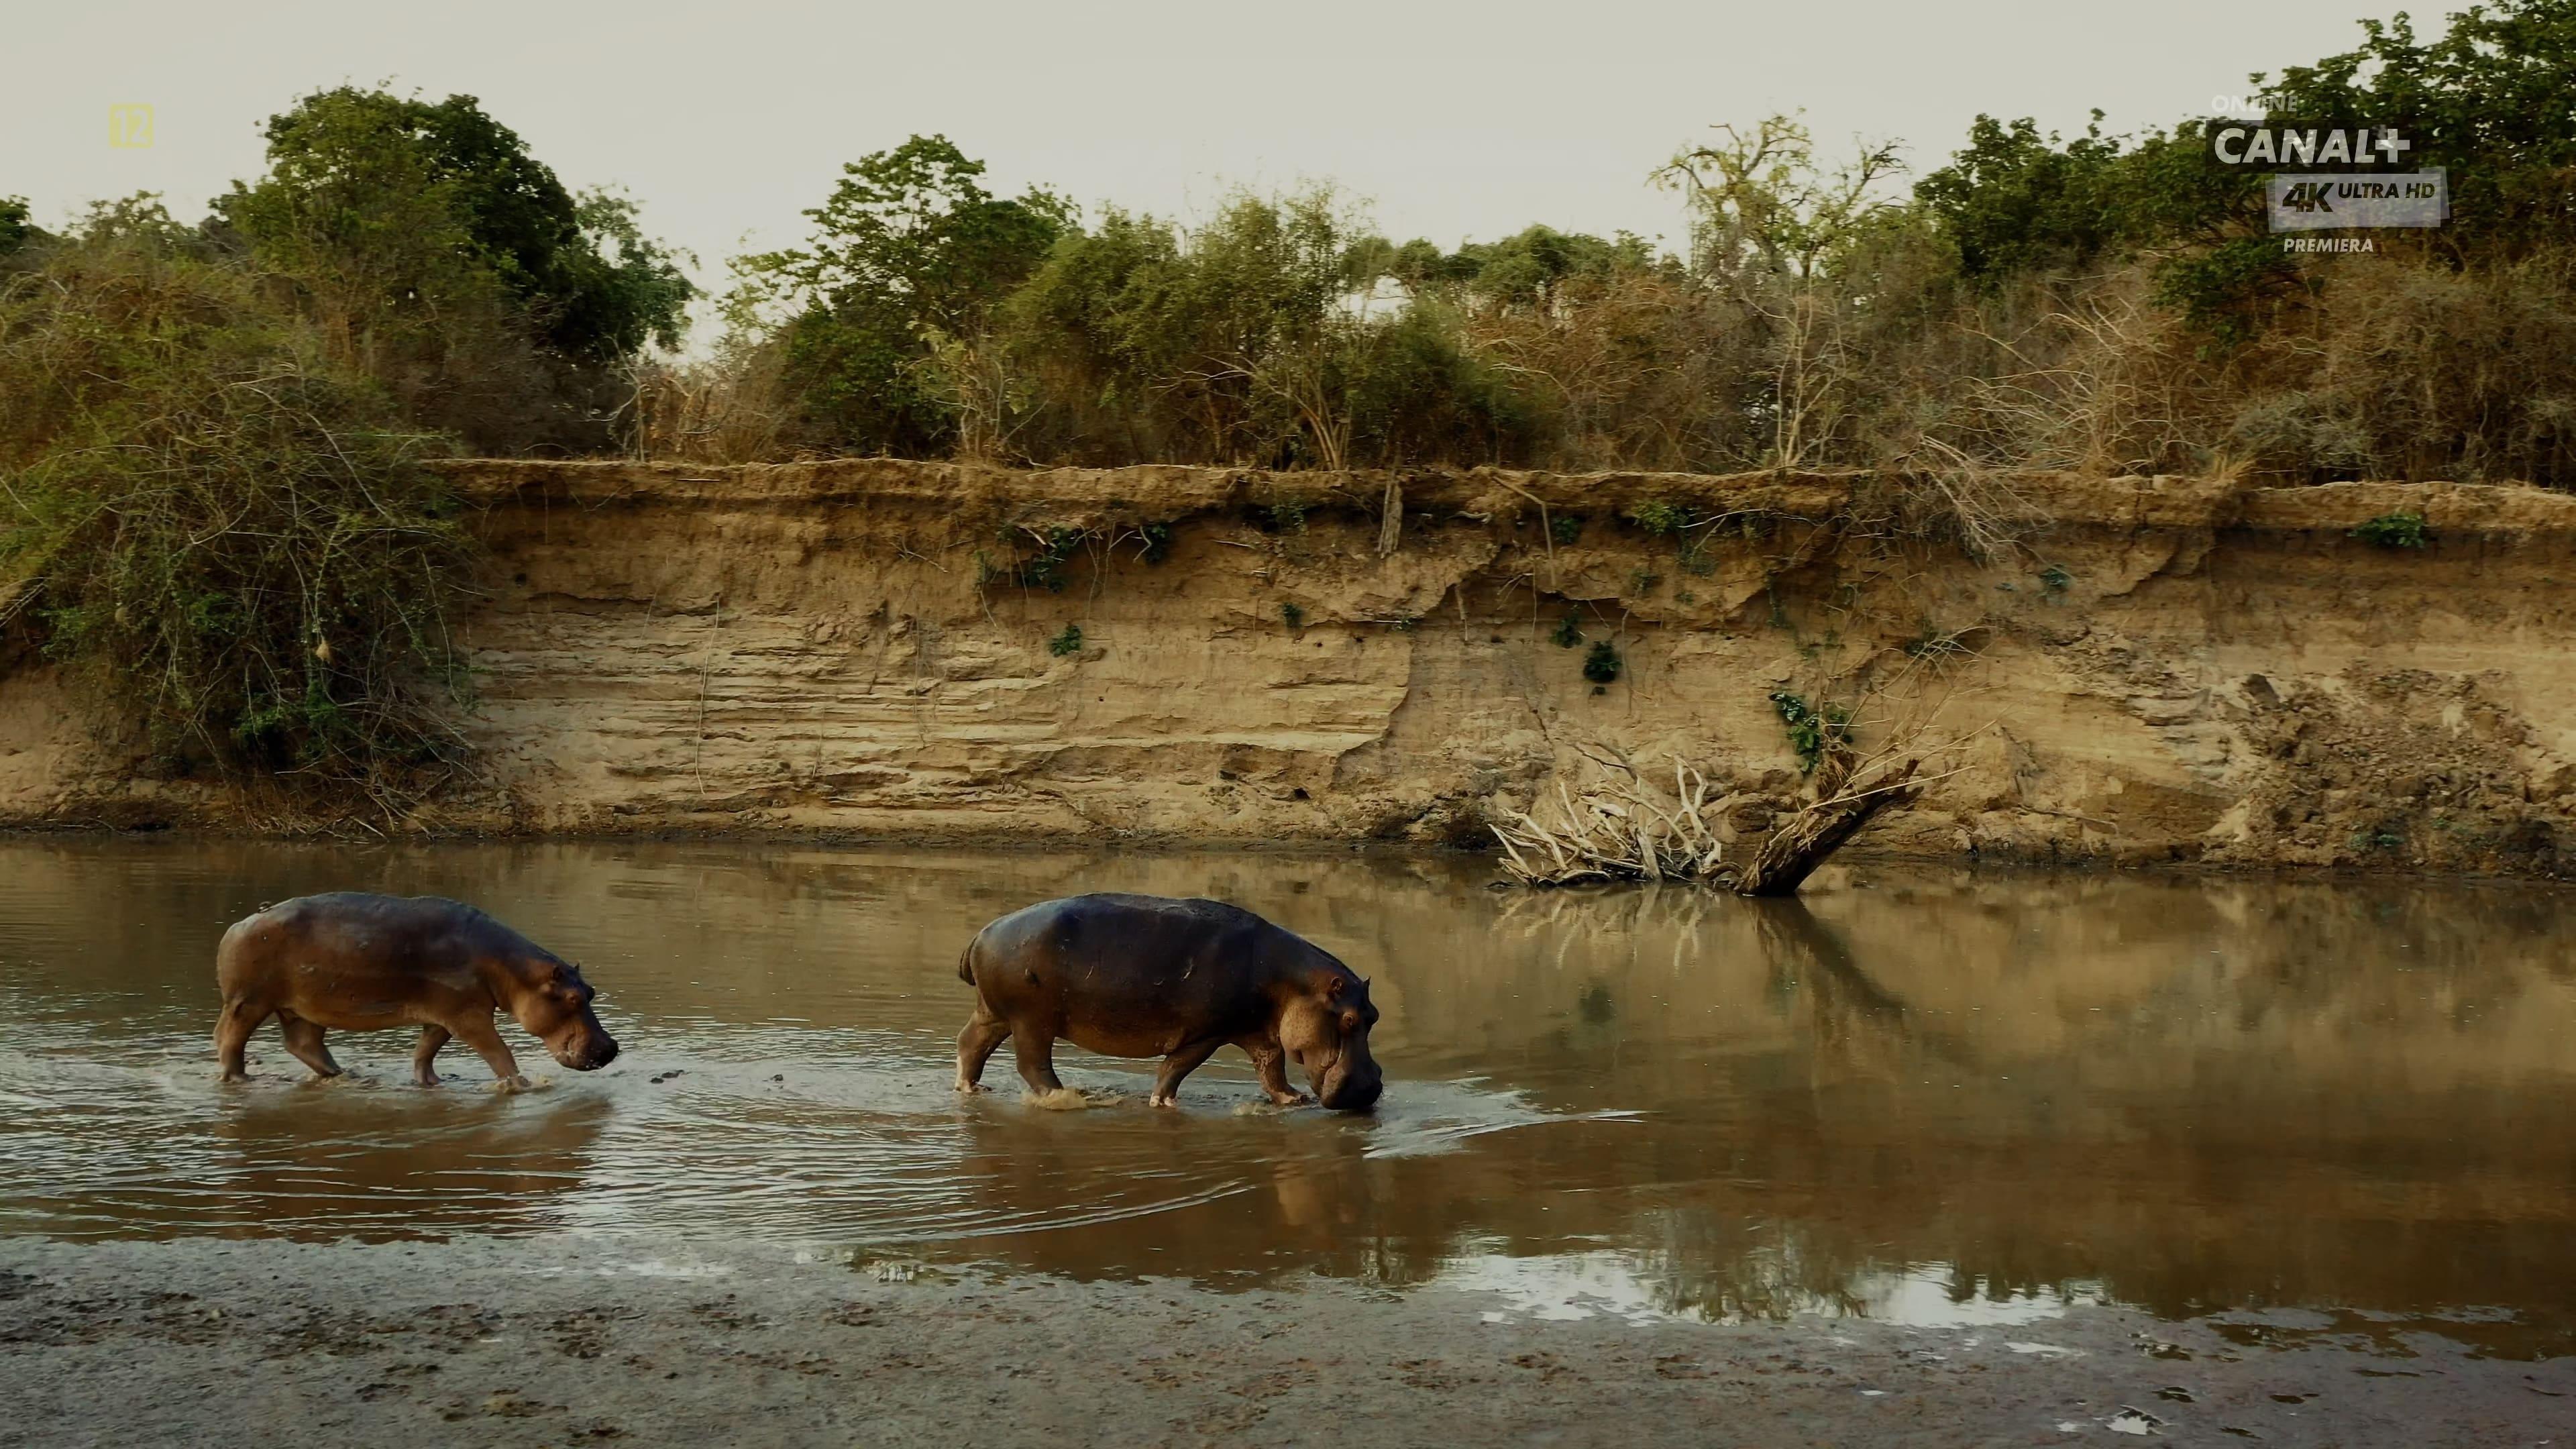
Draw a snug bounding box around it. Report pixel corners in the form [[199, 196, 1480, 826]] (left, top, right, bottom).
[[7, 460, 2576, 874]]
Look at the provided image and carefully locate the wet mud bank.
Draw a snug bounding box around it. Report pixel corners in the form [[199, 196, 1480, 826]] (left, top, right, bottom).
[[5, 1236, 2571, 1449], [9, 462, 2576, 876]]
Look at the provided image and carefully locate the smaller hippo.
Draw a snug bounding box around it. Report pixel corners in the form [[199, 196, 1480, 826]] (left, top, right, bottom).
[[213, 893, 617, 1091], [955, 894, 1383, 1112]]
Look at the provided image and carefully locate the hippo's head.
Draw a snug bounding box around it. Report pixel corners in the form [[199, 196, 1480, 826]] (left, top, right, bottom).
[[1281, 970, 1382, 1112], [511, 961, 619, 1071]]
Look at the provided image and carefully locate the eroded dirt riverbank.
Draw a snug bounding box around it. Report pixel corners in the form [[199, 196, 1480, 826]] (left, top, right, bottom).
[[13, 462, 2576, 877], [6, 1236, 2571, 1449]]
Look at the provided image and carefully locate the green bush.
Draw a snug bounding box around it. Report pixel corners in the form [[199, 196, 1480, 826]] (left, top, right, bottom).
[[1582, 640, 1623, 685], [1047, 623, 1083, 656], [1, 202, 474, 798]]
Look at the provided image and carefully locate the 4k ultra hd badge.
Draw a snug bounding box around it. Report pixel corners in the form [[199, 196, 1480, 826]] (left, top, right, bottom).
[[2269, 170, 2449, 231]]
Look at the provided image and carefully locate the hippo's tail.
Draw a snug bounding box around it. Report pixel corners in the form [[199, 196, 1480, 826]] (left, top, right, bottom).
[[956, 936, 977, 986]]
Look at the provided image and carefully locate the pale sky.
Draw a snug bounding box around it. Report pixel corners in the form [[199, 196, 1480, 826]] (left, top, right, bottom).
[[8, 0, 2402, 307]]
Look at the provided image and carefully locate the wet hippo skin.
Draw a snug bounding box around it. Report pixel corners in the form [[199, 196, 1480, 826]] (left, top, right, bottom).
[[213, 892, 619, 1091], [955, 893, 1384, 1111]]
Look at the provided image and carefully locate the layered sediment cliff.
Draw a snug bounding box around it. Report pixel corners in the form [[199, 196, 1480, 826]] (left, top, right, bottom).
[[7, 460, 2575, 875]]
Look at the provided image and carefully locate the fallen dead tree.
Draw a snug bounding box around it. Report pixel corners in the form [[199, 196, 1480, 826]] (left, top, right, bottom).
[[1730, 754, 1921, 896], [1493, 680, 1969, 895], [1493, 749, 1925, 895], [1489, 749, 1733, 887]]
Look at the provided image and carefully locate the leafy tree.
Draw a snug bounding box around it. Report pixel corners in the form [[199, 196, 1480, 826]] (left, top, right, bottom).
[[1915, 115, 2129, 279], [1658, 115, 1906, 280], [0, 197, 37, 258], [217, 87, 692, 448], [740, 135, 1072, 455], [999, 190, 1532, 468], [1403, 225, 1658, 311], [2259, 0, 2576, 252]]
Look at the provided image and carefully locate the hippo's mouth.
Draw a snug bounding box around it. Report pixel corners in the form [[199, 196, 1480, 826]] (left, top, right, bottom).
[[1313, 1058, 1383, 1112], [553, 1035, 620, 1071]]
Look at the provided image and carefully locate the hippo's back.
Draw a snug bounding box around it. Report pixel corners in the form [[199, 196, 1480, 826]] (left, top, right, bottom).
[[217, 892, 527, 991], [970, 894, 1270, 972]]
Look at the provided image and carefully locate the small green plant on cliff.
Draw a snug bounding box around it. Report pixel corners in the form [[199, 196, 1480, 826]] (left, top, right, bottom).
[[2350, 512, 2429, 549], [2039, 563, 2074, 592], [1255, 499, 1309, 535], [1582, 639, 1623, 686], [1628, 499, 1696, 537], [1280, 600, 1305, 630], [1136, 521, 1174, 564], [993, 523, 1086, 592], [1769, 690, 1852, 774], [1551, 610, 1584, 648], [1550, 513, 1585, 545], [1047, 623, 1083, 657]]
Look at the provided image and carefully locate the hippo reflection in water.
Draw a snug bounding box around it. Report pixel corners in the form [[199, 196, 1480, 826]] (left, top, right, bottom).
[[214, 893, 618, 1091], [955, 894, 1385, 1111]]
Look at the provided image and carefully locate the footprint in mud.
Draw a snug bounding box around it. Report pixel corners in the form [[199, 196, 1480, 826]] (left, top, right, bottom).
[[1024, 1086, 1128, 1110], [1230, 1097, 1316, 1117]]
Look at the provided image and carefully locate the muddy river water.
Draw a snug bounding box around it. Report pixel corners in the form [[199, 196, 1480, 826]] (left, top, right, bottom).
[[4, 839, 2573, 1354]]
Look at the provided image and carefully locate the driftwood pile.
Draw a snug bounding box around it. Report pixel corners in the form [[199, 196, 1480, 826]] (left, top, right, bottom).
[[1492, 743, 1925, 898]]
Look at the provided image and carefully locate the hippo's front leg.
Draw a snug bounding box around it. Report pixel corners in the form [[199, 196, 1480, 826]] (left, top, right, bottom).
[[1149, 1039, 1224, 1108], [449, 1014, 531, 1091], [1242, 1037, 1312, 1107]]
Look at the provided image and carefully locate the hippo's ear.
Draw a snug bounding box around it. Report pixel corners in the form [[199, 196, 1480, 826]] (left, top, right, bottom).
[[1322, 975, 1345, 1002]]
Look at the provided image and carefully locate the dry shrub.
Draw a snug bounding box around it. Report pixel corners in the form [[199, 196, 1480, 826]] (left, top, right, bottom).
[[2229, 247, 2576, 484], [0, 202, 475, 812], [1462, 268, 1765, 472], [623, 343, 796, 464]]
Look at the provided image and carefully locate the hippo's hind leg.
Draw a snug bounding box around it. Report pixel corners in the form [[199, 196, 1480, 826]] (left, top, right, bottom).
[[955, 1004, 1011, 1095], [214, 999, 268, 1083], [412, 1026, 451, 1087], [1149, 1038, 1224, 1109], [1010, 1027, 1067, 1098], [275, 1012, 343, 1079]]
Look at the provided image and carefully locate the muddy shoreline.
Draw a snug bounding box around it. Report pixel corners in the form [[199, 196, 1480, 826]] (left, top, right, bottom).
[[9, 826, 2575, 896], [4, 1237, 2569, 1449]]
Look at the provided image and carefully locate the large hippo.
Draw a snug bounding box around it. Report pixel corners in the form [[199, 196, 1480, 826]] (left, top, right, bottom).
[[955, 894, 1384, 1112], [213, 893, 618, 1090]]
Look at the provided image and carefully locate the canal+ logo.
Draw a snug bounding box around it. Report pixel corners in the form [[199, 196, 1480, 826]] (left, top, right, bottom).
[[2208, 119, 2416, 174]]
